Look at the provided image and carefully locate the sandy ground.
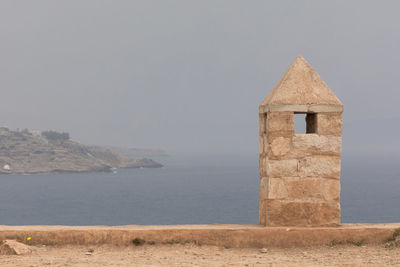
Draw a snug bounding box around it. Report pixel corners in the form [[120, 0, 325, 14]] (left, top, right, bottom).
[[0, 244, 399, 267]]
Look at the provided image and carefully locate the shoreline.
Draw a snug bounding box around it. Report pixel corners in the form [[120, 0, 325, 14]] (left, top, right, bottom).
[[0, 164, 163, 175]]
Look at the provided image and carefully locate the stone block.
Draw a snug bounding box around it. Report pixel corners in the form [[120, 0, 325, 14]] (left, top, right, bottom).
[[267, 178, 288, 199], [264, 104, 343, 113], [266, 104, 308, 112], [317, 113, 342, 136], [259, 156, 267, 176], [259, 199, 266, 225], [259, 113, 266, 135], [259, 177, 268, 199], [0, 240, 32, 255], [263, 134, 269, 154], [298, 156, 341, 178], [265, 200, 340, 226], [308, 104, 343, 113], [260, 177, 288, 200], [266, 112, 294, 132], [267, 159, 298, 177], [323, 179, 340, 201], [259, 134, 264, 155], [267, 131, 294, 141], [270, 137, 291, 157], [285, 178, 324, 200], [292, 134, 341, 154]]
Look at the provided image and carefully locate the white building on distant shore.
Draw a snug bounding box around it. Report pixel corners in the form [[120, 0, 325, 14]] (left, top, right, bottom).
[[28, 129, 41, 136]]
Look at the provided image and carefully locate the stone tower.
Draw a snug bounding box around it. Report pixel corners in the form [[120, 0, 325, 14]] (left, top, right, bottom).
[[259, 56, 343, 227]]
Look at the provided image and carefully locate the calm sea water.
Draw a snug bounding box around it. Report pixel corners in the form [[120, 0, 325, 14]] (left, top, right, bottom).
[[0, 154, 399, 225]]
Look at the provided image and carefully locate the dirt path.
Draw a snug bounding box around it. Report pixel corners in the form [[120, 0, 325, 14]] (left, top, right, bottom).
[[1, 244, 399, 266]]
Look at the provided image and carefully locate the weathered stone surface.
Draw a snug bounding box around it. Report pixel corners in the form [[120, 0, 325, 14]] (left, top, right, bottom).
[[285, 178, 324, 200], [263, 104, 343, 113], [270, 137, 291, 156], [264, 104, 308, 113], [267, 159, 298, 177], [263, 135, 269, 153], [308, 104, 343, 113], [0, 224, 398, 248], [267, 178, 288, 199], [259, 156, 267, 176], [259, 56, 342, 227], [263, 177, 331, 201], [298, 156, 341, 178], [260, 56, 343, 107], [317, 113, 342, 136], [292, 134, 341, 154], [259, 177, 269, 199], [259, 199, 266, 226], [267, 131, 293, 140], [265, 201, 340, 226], [259, 113, 266, 135], [323, 179, 341, 201], [0, 240, 32, 255], [266, 112, 294, 132]]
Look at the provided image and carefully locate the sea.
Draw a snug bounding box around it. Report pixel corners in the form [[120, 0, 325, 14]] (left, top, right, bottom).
[[0, 153, 399, 225]]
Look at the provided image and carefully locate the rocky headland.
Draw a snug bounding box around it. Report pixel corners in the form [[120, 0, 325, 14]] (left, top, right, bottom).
[[0, 127, 163, 174]]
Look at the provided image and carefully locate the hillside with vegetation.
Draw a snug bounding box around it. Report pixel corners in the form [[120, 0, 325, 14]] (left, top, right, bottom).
[[0, 128, 162, 174]]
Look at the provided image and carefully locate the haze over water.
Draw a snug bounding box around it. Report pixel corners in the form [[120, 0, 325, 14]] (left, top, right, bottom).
[[0, 153, 398, 225], [0, 1, 399, 225]]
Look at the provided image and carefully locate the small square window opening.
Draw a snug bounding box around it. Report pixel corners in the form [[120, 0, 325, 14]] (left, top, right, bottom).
[[294, 113, 317, 134]]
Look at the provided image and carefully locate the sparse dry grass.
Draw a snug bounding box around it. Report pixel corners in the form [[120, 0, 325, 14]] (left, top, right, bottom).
[[1, 244, 400, 266]]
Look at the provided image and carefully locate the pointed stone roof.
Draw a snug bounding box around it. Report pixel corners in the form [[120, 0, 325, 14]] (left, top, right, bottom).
[[260, 56, 343, 113]]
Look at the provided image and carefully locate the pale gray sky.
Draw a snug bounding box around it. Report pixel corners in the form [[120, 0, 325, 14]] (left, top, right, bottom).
[[1, 1, 399, 155]]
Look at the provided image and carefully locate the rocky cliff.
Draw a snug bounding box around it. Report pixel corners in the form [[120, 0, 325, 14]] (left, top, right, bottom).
[[0, 128, 162, 174]]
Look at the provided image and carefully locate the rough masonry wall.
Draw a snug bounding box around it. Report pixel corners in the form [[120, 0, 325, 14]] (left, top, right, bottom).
[[259, 111, 342, 226]]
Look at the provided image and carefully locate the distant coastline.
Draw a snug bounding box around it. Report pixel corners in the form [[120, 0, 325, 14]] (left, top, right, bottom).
[[0, 127, 163, 174], [105, 146, 168, 158]]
